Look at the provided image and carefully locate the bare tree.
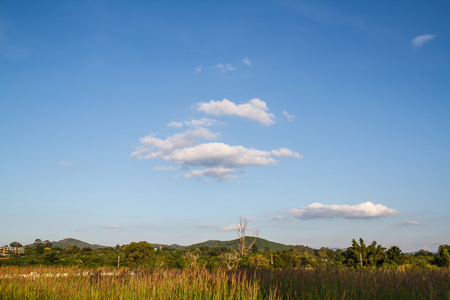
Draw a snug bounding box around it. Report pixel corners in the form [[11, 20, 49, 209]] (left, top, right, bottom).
[[237, 216, 259, 256]]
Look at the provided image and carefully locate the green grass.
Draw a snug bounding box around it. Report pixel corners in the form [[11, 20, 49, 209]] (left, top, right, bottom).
[[0, 266, 449, 299]]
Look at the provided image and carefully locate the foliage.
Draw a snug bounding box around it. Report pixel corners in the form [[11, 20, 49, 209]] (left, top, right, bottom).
[[434, 245, 450, 267]]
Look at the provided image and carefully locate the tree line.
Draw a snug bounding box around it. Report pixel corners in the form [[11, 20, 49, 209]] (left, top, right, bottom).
[[2, 238, 449, 269]]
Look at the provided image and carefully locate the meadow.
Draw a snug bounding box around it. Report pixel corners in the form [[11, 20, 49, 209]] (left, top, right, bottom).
[[1, 265, 449, 299]]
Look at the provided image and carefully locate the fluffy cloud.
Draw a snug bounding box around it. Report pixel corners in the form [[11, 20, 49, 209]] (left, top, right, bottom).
[[131, 128, 219, 159], [243, 57, 251, 66], [198, 99, 275, 126], [411, 34, 435, 48], [132, 129, 299, 179], [132, 99, 300, 179], [271, 148, 302, 158], [286, 202, 399, 220]]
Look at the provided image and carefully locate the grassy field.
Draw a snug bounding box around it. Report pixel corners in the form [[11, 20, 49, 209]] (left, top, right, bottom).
[[0, 266, 449, 299]]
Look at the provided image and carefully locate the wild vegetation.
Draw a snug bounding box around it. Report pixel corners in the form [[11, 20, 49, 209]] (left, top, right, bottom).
[[1, 265, 449, 299], [1, 236, 449, 298]]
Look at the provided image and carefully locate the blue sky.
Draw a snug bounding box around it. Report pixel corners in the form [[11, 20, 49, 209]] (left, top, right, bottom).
[[1, 0, 449, 252]]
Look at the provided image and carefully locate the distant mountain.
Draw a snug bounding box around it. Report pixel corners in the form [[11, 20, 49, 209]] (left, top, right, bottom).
[[52, 238, 106, 250], [190, 237, 313, 252], [50, 237, 316, 253]]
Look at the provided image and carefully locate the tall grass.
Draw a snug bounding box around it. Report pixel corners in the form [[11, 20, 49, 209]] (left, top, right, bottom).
[[1, 266, 449, 299], [253, 266, 450, 299], [0, 266, 272, 300]]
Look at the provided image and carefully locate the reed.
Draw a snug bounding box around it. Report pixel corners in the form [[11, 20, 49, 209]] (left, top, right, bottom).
[[1, 266, 448, 299]]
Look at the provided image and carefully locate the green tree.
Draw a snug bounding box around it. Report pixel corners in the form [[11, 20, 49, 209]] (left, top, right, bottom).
[[345, 238, 386, 267], [122, 241, 154, 265], [367, 241, 386, 267], [434, 245, 450, 267], [386, 246, 403, 265], [43, 240, 52, 248], [345, 238, 367, 267], [33, 239, 44, 255], [9, 241, 22, 247]]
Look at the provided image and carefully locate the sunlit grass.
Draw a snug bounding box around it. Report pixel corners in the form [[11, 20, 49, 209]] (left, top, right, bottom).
[[1, 266, 449, 299]]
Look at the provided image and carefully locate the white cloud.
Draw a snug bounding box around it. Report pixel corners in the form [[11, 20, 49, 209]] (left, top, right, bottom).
[[167, 121, 183, 128], [271, 148, 302, 158], [216, 63, 235, 72], [198, 98, 275, 126], [195, 65, 202, 73], [131, 128, 220, 159], [243, 57, 251, 66], [396, 221, 420, 226], [220, 224, 239, 231], [283, 110, 294, 122], [184, 118, 219, 127], [133, 137, 300, 179], [104, 225, 120, 228], [132, 100, 300, 179], [164, 142, 299, 168], [268, 214, 292, 221], [411, 34, 436, 48], [286, 202, 399, 219], [59, 161, 73, 167], [185, 167, 236, 179], [168, 118, 219, 129]]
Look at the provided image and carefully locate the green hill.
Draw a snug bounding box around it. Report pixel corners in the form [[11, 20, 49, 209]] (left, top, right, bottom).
[[50, 237, 316, 253], [51, 238, 106, 250], [190, 237, 309, 252]]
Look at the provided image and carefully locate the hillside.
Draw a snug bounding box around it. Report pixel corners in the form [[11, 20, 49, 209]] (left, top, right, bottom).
[[190, 237, 312, 252], [50, 237, 316, 253], [51, 238, 106, 250]]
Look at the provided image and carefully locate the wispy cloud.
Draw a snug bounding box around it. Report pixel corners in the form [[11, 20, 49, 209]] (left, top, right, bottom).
[[283, 110, 294, 122], [59, 161, 73, 167], [185, 167, 236, 179], [411, 34, 436, 48], [167, 118, 219, 129], [201, 224, 217, 228], [185, 118, 219, 127], [286, 202, 399, 220], [103, 225, 120, 228], [198, 98, 275, 126], [396, 221, 420, 226], [194, 65, 202, 73], [268, 214, 291, 221], [216, 63, 235, 72], [220, 224, 239, 231], [243, 57, 251, 66], [167, 121, 183, 128], [75, 228, 87, 232]]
